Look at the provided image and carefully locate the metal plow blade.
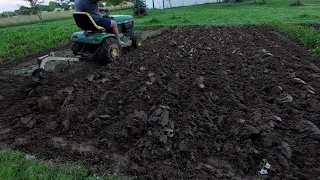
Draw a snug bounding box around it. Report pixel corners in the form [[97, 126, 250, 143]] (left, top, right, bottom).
[[31, 52, 80, 82]]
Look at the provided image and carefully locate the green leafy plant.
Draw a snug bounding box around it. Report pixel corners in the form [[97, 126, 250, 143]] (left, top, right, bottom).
[[182, 17, 190, 23], [290, 0, 303, 6], [167, 0, 176, 18], [148, 17, 161, 23], [299, 13, 309, 18], [259, 0, 266, 5], [258, 159, 271, 180]]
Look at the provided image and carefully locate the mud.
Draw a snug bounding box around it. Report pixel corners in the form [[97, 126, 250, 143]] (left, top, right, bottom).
[[1, 25, 320, 179]]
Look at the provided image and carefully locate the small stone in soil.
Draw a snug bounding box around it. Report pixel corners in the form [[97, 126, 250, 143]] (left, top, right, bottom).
[[63, 86, 75, 95], [45, 121, 58, 130], [140, 66, 146, 71], [101, 78, 109, 83], [20, 116, 32, 125], [100, 114, 111, 119], [292, 78, 307, 85], [279, 95, 293, 103], [87, 75, 94, 82]]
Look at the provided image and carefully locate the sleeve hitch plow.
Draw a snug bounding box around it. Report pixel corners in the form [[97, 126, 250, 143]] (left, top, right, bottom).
[[31, 52, 80, 83]]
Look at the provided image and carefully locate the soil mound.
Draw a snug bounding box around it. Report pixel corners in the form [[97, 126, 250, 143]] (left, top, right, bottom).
[[1, 25, 320, 179]]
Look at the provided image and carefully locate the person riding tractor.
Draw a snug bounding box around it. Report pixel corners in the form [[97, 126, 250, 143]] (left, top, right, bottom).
[[74, 0, 125, 45], [30, 0, 140, 82]]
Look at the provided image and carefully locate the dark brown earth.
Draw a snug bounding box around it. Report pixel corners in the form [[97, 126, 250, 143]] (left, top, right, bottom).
[[1, 25, 320, 180]]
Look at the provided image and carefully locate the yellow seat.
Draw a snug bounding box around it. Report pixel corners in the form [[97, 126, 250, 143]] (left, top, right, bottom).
[[73, 12, 105, 31]]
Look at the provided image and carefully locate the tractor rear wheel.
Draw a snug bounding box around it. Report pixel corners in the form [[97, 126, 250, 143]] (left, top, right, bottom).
[[98, 37, 121, 62]]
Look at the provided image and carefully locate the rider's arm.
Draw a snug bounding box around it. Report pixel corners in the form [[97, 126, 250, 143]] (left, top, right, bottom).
[[98, 7, 108, 12]]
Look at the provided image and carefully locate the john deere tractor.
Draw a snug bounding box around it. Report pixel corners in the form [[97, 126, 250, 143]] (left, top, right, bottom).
[[31, 10, 141, 82], [71, 10, 140, 62]]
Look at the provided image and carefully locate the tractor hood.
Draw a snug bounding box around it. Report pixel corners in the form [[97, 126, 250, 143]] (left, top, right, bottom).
[[110, 15, 133, 24]]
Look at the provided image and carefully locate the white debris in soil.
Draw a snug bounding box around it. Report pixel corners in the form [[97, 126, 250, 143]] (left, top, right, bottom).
[[292, 77, 307, 85], [259, 169, 268, 175], [265, 163, 271, 169], [25, 155, 36, 160], [87, 75, 94, 82], [140, 66, 146, 71], [198, 76, 205, 89], [279, 95, 293, 103]]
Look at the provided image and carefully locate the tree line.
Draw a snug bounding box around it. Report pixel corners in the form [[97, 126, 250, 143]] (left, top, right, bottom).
[[0, 0, 133, 18], [0, 1, 73, 18]]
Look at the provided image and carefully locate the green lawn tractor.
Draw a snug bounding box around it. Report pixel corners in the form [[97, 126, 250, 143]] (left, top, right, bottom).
[[31, 11, 141, 82], [71, 10, 141, 61]]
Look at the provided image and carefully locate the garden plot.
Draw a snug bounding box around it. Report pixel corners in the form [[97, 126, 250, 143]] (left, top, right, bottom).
[[0, 25, 320, 179]]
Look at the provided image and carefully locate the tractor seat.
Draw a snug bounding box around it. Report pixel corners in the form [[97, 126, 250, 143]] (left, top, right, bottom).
[[73, 12, 105, 31]]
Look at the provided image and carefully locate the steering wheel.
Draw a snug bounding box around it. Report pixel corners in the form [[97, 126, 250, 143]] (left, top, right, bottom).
[[103, 9, 110, 18]]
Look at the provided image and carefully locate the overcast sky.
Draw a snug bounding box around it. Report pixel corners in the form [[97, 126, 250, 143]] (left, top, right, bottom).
[[0, 0, 46, 12], [0, 0, 216, 12]]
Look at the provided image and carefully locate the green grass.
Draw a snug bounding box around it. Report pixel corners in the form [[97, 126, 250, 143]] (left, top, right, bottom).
[[0, 11, 74, 29], [0, 149, 122, 180], [0, 0, 320, 63], [272, 23, 320, 58], [132, 0, 320, 26], [0, 19, 78, 62], [0, 3, 134, 28]]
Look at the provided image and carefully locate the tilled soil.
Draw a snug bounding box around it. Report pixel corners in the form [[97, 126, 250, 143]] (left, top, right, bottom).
[[1, 25, 320, 179]]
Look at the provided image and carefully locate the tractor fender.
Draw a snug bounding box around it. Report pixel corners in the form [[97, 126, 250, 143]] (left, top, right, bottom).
[[71, 31, 116, 45]]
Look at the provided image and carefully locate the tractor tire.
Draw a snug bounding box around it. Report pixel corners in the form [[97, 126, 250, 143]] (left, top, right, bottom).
[[98, 37, 121, 62], [71, 42, 84, 55], [129, 32, 141, 49], [131, 35, 141, 49], [131, 35, 139, 49]]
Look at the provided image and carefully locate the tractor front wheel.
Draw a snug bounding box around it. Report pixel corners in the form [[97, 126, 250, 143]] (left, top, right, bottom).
[[98, 37, 121, 62], [131, 34, 142, 49]]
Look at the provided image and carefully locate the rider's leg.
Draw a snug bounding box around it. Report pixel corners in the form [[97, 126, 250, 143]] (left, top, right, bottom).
[[110, 20, 124, 44], [96, 18, 124, 44]]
